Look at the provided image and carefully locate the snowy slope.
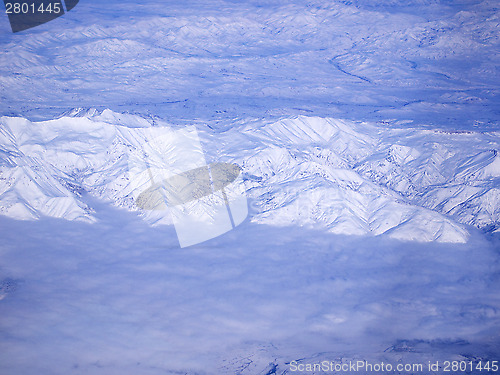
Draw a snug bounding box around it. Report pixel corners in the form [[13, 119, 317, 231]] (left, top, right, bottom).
[[1, 111, 498, 242], [0, 0, 499, 129], [1, 0, 500, 374]]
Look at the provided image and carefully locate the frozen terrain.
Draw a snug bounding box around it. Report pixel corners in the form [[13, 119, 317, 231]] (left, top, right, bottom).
[[1, 112, 499, 240], [1, 0, 500, 374], [1, 111, 499, 374], [0, 0, 499, 129]]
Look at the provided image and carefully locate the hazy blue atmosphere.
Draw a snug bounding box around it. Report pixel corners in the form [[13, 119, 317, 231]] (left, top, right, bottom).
[[1, 0, 500, 129]]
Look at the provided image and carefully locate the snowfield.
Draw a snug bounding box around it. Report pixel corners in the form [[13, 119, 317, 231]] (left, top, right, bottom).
[[1, 112, 499, 241], [1, 0, 499, 129], [1, 0, 500, 374], [1, 111, 499, 374]]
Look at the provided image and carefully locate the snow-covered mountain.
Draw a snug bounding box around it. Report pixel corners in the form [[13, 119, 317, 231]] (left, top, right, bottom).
[[1, 0, 500, 373], [1, 110, 498, 243], [1, 0, 499, 129]]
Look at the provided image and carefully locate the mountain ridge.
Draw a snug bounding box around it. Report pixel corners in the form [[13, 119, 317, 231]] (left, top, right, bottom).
[[1, 110, 498, 242]]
